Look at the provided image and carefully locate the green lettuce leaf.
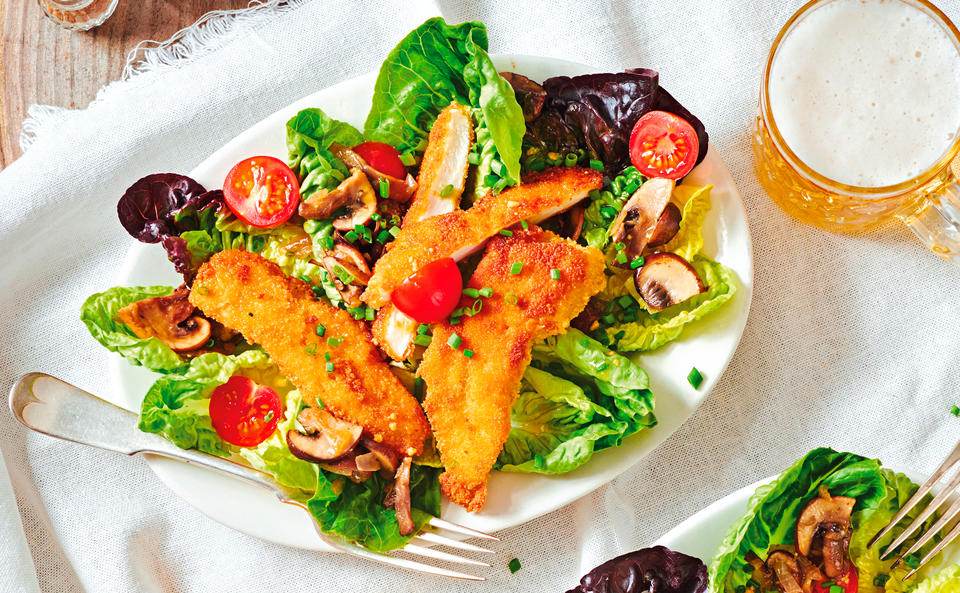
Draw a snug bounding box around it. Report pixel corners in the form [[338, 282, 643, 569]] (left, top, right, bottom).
[[914, 566, 960, 593], [80, 285, 188, 373], [363, 17, 524, 191], [661, 184, 713, 261], [497, 330, 656, 474], [308, 464, 442, 553], [607, 256, 736, 352], [258, 223, 343, 308], [286, 108, 362, 201], [708, 448, 892, 593]]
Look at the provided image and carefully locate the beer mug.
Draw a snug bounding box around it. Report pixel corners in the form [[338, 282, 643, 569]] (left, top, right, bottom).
[[753, 0, 960, 264]]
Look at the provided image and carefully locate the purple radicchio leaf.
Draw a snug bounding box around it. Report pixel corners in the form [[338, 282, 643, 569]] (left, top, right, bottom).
[[565, 546, 708, 593]]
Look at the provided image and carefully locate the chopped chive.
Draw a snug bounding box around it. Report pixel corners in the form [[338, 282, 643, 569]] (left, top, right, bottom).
[[479, 287, 493, 298], [303, 219, 321, 234], [951, 405, 960, 417], [322, 236, 335, 249], [463, 349, 474, 358], [564, 153, 578, 166], [365, 307, 375, 321], [324, 352, 331, 361], [399, 152, 416, 167], [613, 241, 626, 251], [447, 333, 462, 349], [508, 558, 522, 574], [450, 307, 467, 318], [349, 307, 364, 320], [379, 178, 390, 198], [630, 257, 645, 269], [617, 295, 634, 308], [449, 317, 461, 325], [463, 288, 480, 298], [687, 367, 704, 389], [413, 377, 426, 399], [600, 206, 618, 219], [440, 184, 454, 197], [505, 293, 518, 305], [299, 274, 312, 284], [305, 343, 317, 355], [615, 252, 628, 264], [589, 159, 604, 171], [491, 160, 505, 176], [579, 337, 590, 347], [904, 554, 922, 569], [601, 314, 616, 325], [499, 229, 514, 237], [550, 269, 561, 280], [417, 323, 430, 335], [528, 159, 546, 172], [520, 220, 529, 230], [388, 226, 401, 237], [327, 337, 342, 347], [483, 174, 500, 188], [264, 411, 274, 422], [325, 362, 335, 372], [413, 334, 432, 347], [316, 323, 326, 337], [376, 230, 391, 243], [344, 230, 358, 243], [332, 265, 355, 285], [467, 152, 480, 165], [830, 587, 843, 593], [621, 311, 637, 323], [355, 223, 366, 233], [510, 262, 523, 275], [470, 299, 483, 314], [822, 583, 836, 588]]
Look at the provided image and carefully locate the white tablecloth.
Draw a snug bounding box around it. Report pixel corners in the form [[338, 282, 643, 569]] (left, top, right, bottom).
[[1, 1, 958, 591]]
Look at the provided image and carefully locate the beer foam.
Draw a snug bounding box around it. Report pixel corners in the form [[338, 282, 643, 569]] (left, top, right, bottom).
[[769, 0, 960, 188]]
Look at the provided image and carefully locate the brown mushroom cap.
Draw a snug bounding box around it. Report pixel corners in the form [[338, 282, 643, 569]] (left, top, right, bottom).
[[330, 144, 417, 203], [766, 551, 803, 593], [647, 202, 682, 247], [608, 177, 675, 261], [634, 252, 705, 310], [285, 407, 362, 463], [362, 435, 401, 475], [383, 456, 415, 536], [322, 242, 372, 308], [795, 493, 856, 557], [117, 287, 211, 352], [820, 524, 852, 578]]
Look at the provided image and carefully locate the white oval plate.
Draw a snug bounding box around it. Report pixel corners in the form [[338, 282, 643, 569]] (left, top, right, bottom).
[[656, 469, 960, 573], [111, 55, 754, 551]]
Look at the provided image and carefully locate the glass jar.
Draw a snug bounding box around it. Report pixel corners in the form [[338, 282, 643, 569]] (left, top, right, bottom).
[[38, 0, 119, 31]]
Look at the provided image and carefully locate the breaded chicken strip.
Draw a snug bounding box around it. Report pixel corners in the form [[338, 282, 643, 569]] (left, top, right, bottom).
[[419, 228, 606, 511], [189, 250, 429, 456], [362, 167, 603, 308]]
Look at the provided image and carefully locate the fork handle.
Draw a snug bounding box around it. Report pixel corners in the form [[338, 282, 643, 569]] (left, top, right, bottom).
[[8, 373, 293, 503]]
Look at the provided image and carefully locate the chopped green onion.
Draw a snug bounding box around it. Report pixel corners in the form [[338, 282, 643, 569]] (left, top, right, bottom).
[[589, 159, 604, 171], [354, 223, 365, 234], [450, 307, 466, 318], [447, 333, 462, 349], [510, 262, 523, 275], [303, 219, 321, 234], [449, 317, 461, 325], [617, 295, 634, 308], [332, 265, 355, 285], [365, 307, 375, 321], [305, 343, 317, 355], [630, 257, 645, 269], [467, 152, 480, 165], [505, 293, 518, 305], [349, 307, 364, 320], [417, 323, 430, 335], [327, 337, 342, 347], [440, 184, 454, 197], [483, 174, 500, 187], [376, 230, 391, 243], [520, 220, 529, 230], [508, 558, 522, 574], [615, 252, 627, 264], [600, 206, 618, 219], [379, 178, 390, 198], [479, 287, 493, 298], [344, 230, 358, 243], [463, 349, 474, 358], [550, 268, 561, 280], [499, 229, 513, 237], [904, 554, 922, 569], [325, 362, 335, 373], [620, 311, 637, 323], [491, 160, 505, 176], [830, 587, 843, 593], [601, 314, 616, 325], [470, 299, 483, 314], [564, 153, 578, 166], [316, 323, 326, 337], [388, 226, 401, 237], [687, 367, 704, 389], [322, 236, 335, 250], [463, 288, 480, 298], [413, 335, 432, 347], [528, 159, 546, 172], [298, 274, 312, 284], [613, 241, 626, 251], [822, 583, 836, 588], [952, 405, 959, 417], [370, 212, 381, 221], [413, 377, 425, 399]]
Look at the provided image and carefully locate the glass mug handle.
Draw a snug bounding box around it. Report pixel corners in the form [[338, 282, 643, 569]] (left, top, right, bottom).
[[901, 173, 960, 265]]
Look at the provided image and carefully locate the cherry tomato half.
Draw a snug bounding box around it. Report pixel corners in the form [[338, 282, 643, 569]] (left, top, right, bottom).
[[391, 258, 463, 323], [353, 141, 407, 179], [209, 376, 282, 447], [811, 565, 859, 593], [223, 156, 300, 228], [629, 111, 700, 179]]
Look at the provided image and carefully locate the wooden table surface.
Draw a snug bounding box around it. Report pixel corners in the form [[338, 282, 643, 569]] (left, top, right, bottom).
[[1, 0, 249, 169]]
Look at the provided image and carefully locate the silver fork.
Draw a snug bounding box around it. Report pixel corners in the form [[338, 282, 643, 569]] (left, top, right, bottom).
[[8, 373, 497, 581], [868, 439, 960, 580]]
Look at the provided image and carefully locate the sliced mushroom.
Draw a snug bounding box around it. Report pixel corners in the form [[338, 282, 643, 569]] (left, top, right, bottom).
[[795, 491, 856, 557], [560, 205, 585, 241], [298, 169, 370, 223], [383, 456, 415, 536], [820, 523, 852, 578], [362, 435, 401, 475], [634, 252, 705, 310], [647, 202, 682, 247], [354, 451, 382, 472], [500, 72, 547, 121], [331, 144, 418, 203], [285, 407, 362, 463], [332, 170, 379, 231], [608, 177, 675, 262], [117, 287, 211, 352], [321, 452, 373, 483], [322, 243, 372, 308], [795, 555, 824, 593], [766, 551, 803, 593]]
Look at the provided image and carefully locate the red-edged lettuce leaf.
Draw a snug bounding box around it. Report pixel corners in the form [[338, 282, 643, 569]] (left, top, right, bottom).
[[566, 545, 708, 593]]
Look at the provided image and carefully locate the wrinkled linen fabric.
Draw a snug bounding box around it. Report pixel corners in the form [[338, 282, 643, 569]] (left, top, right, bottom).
[[1, 0, 959, 591]]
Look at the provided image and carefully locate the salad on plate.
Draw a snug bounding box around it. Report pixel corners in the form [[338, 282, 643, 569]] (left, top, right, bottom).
[[82, 17, 737, 552]]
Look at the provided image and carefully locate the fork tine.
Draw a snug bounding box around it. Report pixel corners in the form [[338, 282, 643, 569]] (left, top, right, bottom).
[[869, 441, 960, 549], [428, 517, 500, 541], [902, 518, 960, 582], [882, 468, 960, 560], [414, 531, 497, 554], [402, 544, 492, 567], [891, 495, 960, 569], [318, 533, 485, 581]]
